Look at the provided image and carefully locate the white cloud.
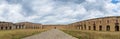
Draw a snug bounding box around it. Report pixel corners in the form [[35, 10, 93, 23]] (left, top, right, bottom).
[[81, 10, 104, 20], [0, 0, 120, 24], [104, 2, 116, 11], [0, 0, 25, 22], [86, 0, 96, 3], [31, 0, 54, 16]]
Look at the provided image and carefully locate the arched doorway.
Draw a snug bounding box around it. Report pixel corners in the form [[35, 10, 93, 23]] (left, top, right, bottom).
[[16, 26, 18, 29], [106, 25, 110, 31], [54, 27, 56, 29], [1, 27, 3, 30], [93, 26, 96, 30], [5, 27, 8, 30], [9, 26, 12, 30], [19, 26, 21, 29], [81, 26, 83, 30], [84, 24, 86, 30], [89, 26, 91, 30], [115, 26, 119, 31], [99, 25, 102, 31]]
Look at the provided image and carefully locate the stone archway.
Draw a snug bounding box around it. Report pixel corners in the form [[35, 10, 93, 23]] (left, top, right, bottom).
[[84, 24, 86, 30], [16, 26, 18, 29], [106, 25, 110, 31], [19, 26, 21, 29], [54, 27, 56, 29], [5, 27, 8, 30], [88, 26, 91, 30], [9, 26, 12, 30], [99, 25, 102, 31], [1, 27, 3, 30], [93, 26, 96, 30], [115, 26, 119, 31], [81, 26, 83, 30]]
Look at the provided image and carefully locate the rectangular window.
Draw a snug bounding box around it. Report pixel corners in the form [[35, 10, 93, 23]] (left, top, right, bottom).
[[107, 20, 109, 23]]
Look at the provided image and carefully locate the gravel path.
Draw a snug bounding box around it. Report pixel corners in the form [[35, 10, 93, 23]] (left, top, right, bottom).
[[23, 29, 78, 39]]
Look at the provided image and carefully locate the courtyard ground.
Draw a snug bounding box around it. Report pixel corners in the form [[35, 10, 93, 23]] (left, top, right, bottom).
[[23, 29, 78, 39]]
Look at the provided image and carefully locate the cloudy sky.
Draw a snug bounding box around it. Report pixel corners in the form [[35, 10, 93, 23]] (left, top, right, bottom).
[[0, 0, 120, 24]]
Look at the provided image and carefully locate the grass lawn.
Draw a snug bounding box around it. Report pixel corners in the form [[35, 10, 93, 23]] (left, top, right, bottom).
[[62, 29, 120, 39], [0, 29, 46, 39]]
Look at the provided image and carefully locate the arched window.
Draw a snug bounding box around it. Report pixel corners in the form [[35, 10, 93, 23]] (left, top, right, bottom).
[[115, 22, 119, 31], [106, 25, 110, 31], [81, 25, 83, 30], [54, 27, 56, 29], [9, 26, 12, 30], [16, 26, 18, 29], [84, 24, 86, 30], [93, 22, 96, 30], [89, 26, 91, 30], [107, 20, 109, 23], [100, 21, 101, 24], [19, 26, 21, 29], [99, 25, 102, 31], [93, 26, 96, 30], [115, 26, 119, 31], [116, 19, 118, 23], [5, 27, 8, 30], [1, 27, 3, 30]]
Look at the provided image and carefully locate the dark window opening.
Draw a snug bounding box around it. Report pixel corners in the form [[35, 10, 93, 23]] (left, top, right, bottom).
[[81, 26, 83, 30], [100, 21, 101, 24], [89, 26, 91, 30], [78, 26, 80, 29], [106, 25, 110, 31], [107, 20, 109, 23], [116, 20, 118, 22], [115, 26, 119, 31], [84, 24, 86, 30], [9, 26, 12, 29], [19, 26, 21, 29], [93, 26, 96, 30], [54, 27, 56, 29], [5, 27, 8, 30], [99, 25, 102, 31], [1, 27, 3, 30]]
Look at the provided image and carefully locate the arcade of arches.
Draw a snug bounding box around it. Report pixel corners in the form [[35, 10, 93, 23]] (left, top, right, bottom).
[[68, 16, 120, 32], [0, 16, 120, 32]]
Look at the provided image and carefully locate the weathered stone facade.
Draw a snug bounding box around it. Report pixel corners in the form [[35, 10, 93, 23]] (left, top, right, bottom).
[[0, 22, 42, 30], [42, 25, 67, 29], [0, 22, 67, 30], [0, 22, 16, 30], [68, 16, 120, 31], [0, 16, 120, 31], [15, 22, 42, 29]]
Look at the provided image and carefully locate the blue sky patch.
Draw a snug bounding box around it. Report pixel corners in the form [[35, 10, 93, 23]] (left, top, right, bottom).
[[0, 0, 119, 24], [111, 0, 120, 4]]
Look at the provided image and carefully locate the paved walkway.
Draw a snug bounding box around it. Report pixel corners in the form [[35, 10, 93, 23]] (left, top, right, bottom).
[[23, 29, 78, 39]]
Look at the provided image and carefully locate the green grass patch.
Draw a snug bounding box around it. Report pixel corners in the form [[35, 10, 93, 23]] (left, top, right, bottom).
[[62, 30, 120, 39]]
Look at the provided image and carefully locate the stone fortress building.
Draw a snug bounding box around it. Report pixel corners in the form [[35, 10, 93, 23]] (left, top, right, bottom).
[[68, 16, 120, 31], [0, 16, 120, 32]]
